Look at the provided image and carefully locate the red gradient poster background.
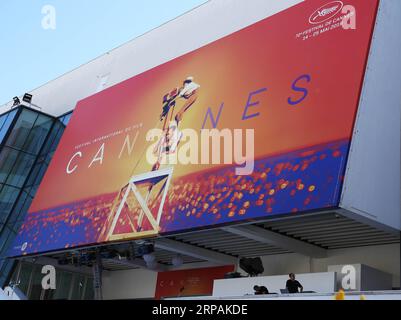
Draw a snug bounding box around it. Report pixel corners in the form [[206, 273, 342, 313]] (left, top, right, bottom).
[[10, 0, 379, 256], [155, 266, 234, 299]]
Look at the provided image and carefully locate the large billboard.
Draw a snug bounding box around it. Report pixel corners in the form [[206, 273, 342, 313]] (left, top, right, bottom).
[[10, 0, 379, 256]]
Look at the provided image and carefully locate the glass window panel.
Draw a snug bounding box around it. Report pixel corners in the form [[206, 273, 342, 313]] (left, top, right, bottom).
[[24, 163, 41, 188], [0, 109, 18, 129], [0, 222, 4, 236], [15, 262, 33, 296], [5, 151, 36, 188], [0, 275, 6, 288], [70, 274, 86, 300], [27, 185, 39, 199], [50, 125, 66, 154], [5, 109, 38, 150], [0, 114, 8, 131], [22, 114, 53, 155], [42, 287, 56, 300], [0, 184, 20, 224], [11, 216, 26, 233], [45, 153, 54, 165], [0, 225, 16, 254], [5, 262, 21, 283], [29, 265, 44, 300], [0, 224, 11, 253], [0, 259, 6, 279], [21, 185, 33, 198], [84, 277, 94, 300], [0, 109, 18, 143], [59, 112, 72, 126], [0, 260, 16, 289], [34, 164, 49, 187], [53, 271, 72, 300], [0, 147, 19, 184], [39, 122, 63, 157], [7, 190, 29, 225]]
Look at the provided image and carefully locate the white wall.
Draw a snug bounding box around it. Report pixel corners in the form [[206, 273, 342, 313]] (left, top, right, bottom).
[[239, 243, 400, 288], [102, 268, 157, 300], [213, 272, 336, 296]]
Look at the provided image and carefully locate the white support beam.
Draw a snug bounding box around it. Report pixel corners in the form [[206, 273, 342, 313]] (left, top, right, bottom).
[[23, 257, 93, 276], [25, 256, 166, 274], [103, 258, 167, 272], [222, 225, 327, 258], [155, 238, 238, 265]]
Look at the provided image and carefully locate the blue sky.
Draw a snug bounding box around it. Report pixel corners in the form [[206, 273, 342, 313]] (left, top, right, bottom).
[[0, 0, 207, 105]]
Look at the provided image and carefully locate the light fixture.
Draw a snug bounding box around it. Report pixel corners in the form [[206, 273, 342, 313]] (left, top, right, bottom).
[[137, 242, 154, 256], [239, 257, 264, 277], [143, 253, 156, 263], [146, 260, 158, 269], [22, 93, 33, 104], [172, 255, 183, 267], [12, 97, 20, 107]]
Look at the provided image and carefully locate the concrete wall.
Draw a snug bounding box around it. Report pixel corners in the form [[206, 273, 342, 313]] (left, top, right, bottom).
[[248, 243, 400, 288], [102, 243, 400, 299], [213, 272, 336, 296], [102, 268, 157, 300], [328, 263, 393, 291]]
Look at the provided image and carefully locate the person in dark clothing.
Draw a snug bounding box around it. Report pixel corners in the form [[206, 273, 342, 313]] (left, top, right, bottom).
[[286, 273, 303, 293], [253, 285, 269, 295]]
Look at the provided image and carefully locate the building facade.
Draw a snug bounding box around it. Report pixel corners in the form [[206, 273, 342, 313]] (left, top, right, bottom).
[[0, 0, 400, 299]]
